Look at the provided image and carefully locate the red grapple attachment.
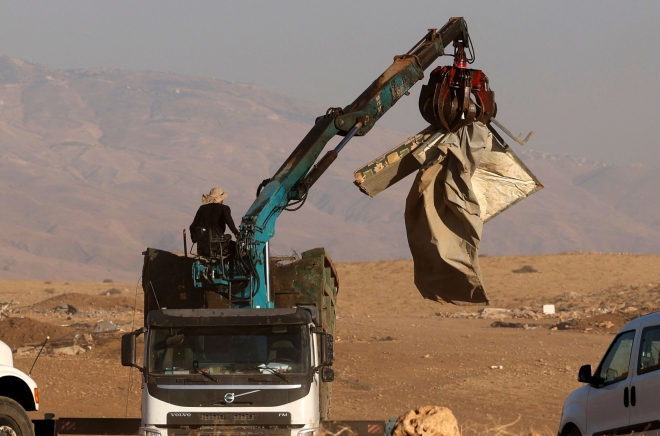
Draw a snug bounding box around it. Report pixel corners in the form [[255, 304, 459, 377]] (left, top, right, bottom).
[[418, 46, 496, 132]]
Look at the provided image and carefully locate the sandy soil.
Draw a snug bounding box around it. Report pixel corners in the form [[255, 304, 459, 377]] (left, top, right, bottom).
[[3, 252, 660, 435]]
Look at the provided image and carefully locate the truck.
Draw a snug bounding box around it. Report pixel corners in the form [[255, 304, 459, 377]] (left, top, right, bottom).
[[114, 17, 469, 436], [121, 248, 339, 436], [118, 17, 475, 436], [0, 340, 39, 436], [28, 15, 532, 436]]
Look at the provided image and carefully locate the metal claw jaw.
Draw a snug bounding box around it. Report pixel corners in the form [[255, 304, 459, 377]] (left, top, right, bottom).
[[419, 45, 496, 132]]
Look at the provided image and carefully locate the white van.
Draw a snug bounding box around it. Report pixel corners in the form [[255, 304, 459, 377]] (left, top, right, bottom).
[[558, 311, 660, 436]]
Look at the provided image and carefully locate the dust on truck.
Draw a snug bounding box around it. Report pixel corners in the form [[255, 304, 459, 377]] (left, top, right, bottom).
[[121, 248, 337, 436], [0, 340, 39, 436]]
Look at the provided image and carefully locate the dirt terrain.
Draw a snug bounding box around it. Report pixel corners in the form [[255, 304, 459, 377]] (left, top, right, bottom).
[[2, 252, 660, 435]]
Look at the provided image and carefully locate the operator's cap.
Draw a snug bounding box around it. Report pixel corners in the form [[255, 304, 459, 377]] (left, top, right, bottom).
[[202, 187, 228, 204]]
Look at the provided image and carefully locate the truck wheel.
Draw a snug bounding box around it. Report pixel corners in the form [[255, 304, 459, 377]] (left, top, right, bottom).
[[0, 397, 34, 436]]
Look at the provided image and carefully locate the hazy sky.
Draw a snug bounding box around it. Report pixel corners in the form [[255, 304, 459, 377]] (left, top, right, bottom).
[[1, 1, 659, 166]]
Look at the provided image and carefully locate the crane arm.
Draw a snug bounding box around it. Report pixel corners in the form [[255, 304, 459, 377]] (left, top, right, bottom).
[[242, 17, 469, 236], [196, 18, 470, 308]]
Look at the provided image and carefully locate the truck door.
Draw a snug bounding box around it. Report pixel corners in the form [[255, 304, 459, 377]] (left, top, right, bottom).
[[586, 330, 636, 436], [628, 323, 660, 435]]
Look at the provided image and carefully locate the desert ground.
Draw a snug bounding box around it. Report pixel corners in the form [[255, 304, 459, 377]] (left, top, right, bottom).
[[2, 252, 660, 435]]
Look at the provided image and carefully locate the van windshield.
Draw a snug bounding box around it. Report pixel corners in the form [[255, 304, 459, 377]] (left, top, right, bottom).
[[148, 325, 309, 376]]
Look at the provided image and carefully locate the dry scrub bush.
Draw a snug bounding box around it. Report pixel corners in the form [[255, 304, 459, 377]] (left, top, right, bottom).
[[392, 406, 460, 436], [391, 407, 554, 436]]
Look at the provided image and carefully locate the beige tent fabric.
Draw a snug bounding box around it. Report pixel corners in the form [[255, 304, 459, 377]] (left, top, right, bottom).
[[472, 147, 542, 222], [404, 122, 491, 305]]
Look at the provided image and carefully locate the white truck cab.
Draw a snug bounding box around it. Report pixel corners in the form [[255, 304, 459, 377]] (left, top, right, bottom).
[[122, 308, 335, 436], [0, 340, 39, 436], [558, 311, 660, 436]]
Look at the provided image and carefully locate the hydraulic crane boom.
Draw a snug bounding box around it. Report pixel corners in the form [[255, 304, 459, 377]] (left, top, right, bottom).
[[128, 17, 502, 435], [194, 17, 471, 309]]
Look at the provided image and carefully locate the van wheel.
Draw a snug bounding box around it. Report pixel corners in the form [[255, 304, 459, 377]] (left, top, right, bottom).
[[0, 397, 34, 436], [564, 426, 581, 436]]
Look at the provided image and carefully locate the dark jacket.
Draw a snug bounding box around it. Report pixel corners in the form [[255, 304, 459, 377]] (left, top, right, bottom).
[[189, 203, 239, 241]]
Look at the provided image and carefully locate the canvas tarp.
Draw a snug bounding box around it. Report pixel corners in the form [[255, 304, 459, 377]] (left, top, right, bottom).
[[353, 122, 542, 305]]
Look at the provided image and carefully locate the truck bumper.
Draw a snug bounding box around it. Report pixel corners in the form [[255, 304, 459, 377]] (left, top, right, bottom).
[[140, 426, 308, 436]]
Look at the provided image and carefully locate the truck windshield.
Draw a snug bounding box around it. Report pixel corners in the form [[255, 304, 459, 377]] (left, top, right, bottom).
[[148, 325, 309, 376]]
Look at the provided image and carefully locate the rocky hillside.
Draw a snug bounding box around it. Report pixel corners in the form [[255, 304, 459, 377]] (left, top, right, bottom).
[[0, 56, 658, 281], [481, 151, 660, 256]]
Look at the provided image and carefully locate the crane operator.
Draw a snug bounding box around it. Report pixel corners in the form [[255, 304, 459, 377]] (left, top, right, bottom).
[[190, 187, 239, 257]]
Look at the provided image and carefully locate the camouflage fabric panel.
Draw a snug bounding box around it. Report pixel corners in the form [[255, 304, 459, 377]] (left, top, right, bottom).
[[353, 125, 436, 197], [271, 247, 338, 335]]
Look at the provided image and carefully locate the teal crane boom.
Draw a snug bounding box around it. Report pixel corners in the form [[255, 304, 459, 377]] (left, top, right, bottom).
[[192, 17, 470, 309]]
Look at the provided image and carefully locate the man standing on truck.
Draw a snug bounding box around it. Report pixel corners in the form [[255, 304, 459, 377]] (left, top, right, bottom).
[[189, 187, 240, 256]]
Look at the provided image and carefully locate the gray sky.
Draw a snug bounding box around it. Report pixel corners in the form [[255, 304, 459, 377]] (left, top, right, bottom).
[[1, 1, 659, 165]]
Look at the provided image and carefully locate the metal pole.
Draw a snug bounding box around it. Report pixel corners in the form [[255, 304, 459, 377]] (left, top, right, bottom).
[[490, 117, 534, 146], [333, 122, 362, 153], [264, 241, 271, 305], [29, 336, 49, 376], [304, 122, 364, 189]]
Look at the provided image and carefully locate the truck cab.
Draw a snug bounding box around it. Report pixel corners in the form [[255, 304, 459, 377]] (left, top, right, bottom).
[[558, 311, 660, 436], [0, 340, 39, 436], [123, 248, 337, 436]]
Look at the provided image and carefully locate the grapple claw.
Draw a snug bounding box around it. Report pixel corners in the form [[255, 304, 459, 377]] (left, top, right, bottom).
[[419, 45, 496, 132]]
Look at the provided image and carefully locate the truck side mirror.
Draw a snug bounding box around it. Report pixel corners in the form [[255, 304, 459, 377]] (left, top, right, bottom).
[[321, 367, 334, 382], [320, 333, 334, 366], [578, 364, 592, 383], [121, 331, 143, 371]]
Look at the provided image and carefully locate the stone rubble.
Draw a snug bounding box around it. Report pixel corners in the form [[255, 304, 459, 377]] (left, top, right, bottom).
[[435, 306, 652, 321], [51, 345, 86, 356], [92, 320, 119, 333]]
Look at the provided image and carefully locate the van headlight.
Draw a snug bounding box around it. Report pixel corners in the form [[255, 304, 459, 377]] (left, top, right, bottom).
[[298, 429, 319, 436], [139, 428, 161, 436]]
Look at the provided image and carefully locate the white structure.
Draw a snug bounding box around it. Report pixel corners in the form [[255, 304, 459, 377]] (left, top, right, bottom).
[[558, 311, 660, 436], [542, 304, 555, 315], [0, 340, 40, 436]]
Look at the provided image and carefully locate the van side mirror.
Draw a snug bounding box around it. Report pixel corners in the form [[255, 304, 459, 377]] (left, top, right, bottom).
[[578, 364, 592, 383], [121, 330, 144, 371], [320, 333, 334, 366]]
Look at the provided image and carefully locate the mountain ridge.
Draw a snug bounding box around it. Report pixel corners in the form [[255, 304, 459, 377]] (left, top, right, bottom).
[[0, 56, 658, 281]]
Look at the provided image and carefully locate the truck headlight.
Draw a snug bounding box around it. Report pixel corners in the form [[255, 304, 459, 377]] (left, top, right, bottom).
[[298, 429, 319, 436], [139, 428, 161, 436]]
